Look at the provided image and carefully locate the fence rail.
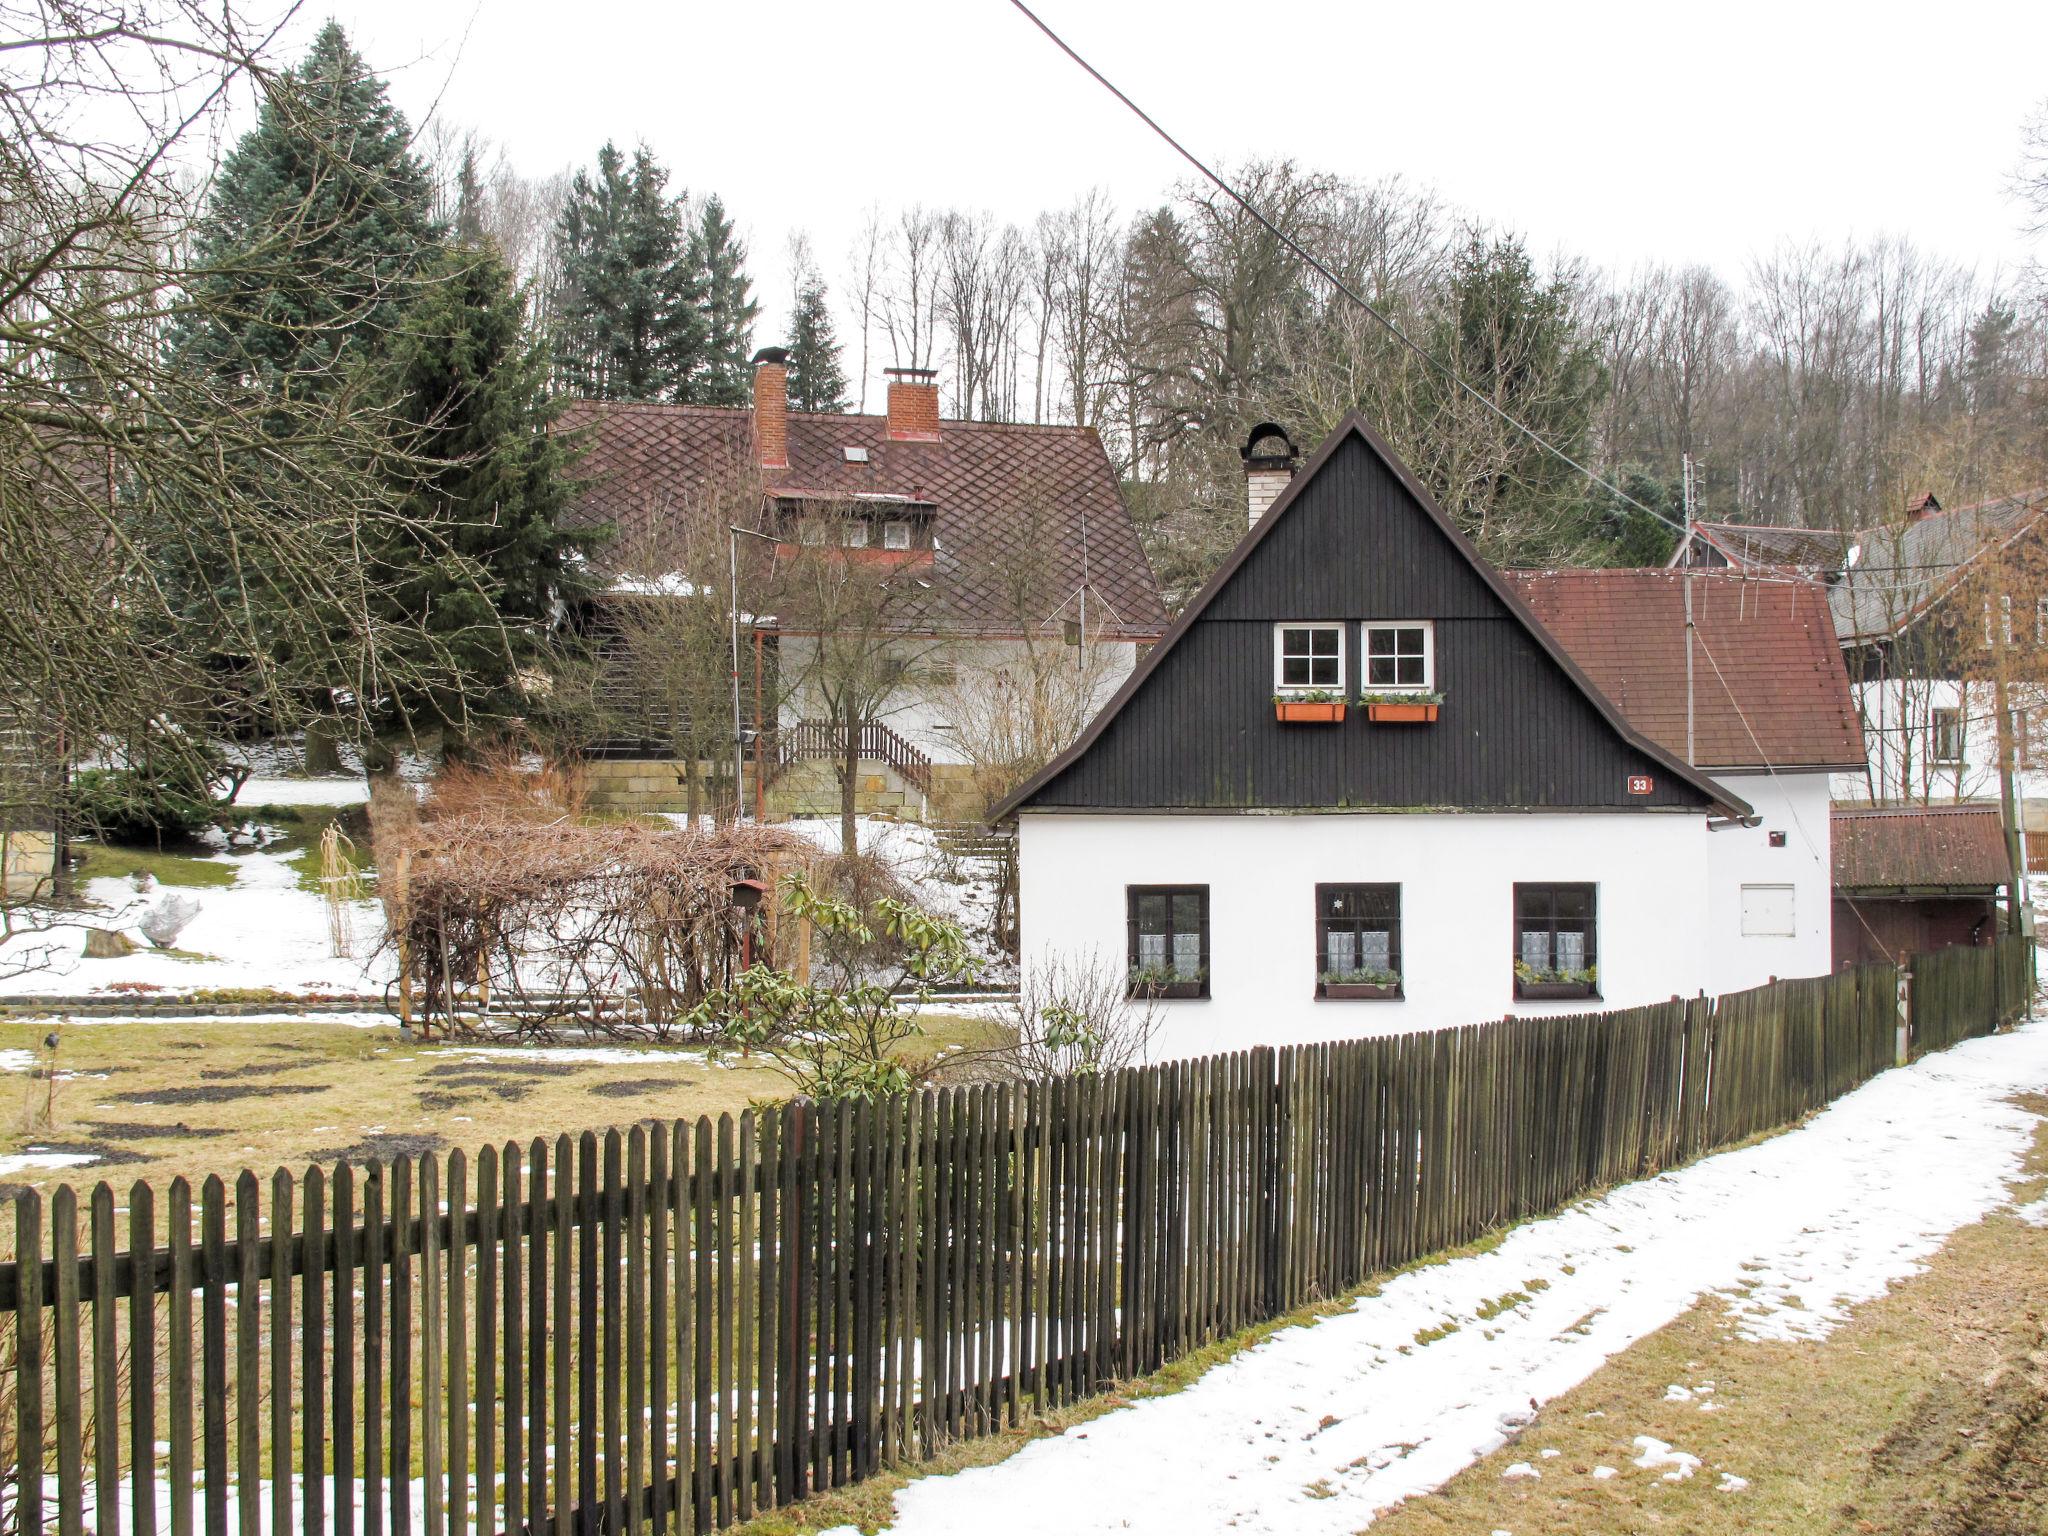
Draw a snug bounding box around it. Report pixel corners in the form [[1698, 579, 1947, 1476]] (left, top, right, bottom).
[[1, 938, 2033, 1536]]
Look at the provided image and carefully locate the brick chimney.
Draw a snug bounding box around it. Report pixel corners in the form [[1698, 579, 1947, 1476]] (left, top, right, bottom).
[[884, 367, 941, 442], [1904, 490, 1942, 522], [752, 347, 789, 469], [1241, 423, 1299, 527]]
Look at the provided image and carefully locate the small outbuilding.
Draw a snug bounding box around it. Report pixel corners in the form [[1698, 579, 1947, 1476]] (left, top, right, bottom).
[[1831, 803, 2010, 969]]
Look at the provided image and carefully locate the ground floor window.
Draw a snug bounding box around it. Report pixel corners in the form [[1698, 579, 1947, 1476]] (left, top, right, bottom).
[[1316, 883, 1401, 995], [1128, 885, 1209, 997], [1514, 882, 1598, 996]]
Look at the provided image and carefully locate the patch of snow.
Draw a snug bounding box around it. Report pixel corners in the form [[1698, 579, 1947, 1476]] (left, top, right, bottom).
[[0, 844, 390, 999], [837, 1020, 2048, 1535], [1500, 1463, 1539, 1480], [1718, 1472, 1749, 1492], [1537, 1447, 1559, 1459], [1631, 1437, 1700, 1481], [2014, 1196, 2048, 1226], [233, 777, 371, 807], [0, 1048, 37, 1074], [1592, 1466, 1618, 1481], [0, 1150, 100, 1176], [1662, 1384, 1694, 1401]]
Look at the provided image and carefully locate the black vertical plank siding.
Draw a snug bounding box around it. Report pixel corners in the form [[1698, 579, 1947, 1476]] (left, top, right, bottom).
[[1025, 435, 1709, 813]]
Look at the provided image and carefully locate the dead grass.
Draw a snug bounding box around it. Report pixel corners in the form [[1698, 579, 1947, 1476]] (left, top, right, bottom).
[[0, 1011, 1009, 1210], [1369, 1094, 2048, 1536]]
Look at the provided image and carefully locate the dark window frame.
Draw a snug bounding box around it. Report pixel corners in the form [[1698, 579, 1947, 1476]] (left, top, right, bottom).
[[1513, 882, 1599, 997], [1126, 884, 1210, 998], [1314, 882, 1402, 997], [1930, 705, 1963, 765]]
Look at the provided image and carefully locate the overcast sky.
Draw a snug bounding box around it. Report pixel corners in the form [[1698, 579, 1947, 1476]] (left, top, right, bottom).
[[307, 0, 2046, 387]]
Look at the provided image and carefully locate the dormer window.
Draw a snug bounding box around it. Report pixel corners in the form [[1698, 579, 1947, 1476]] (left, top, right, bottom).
[[798, 520, 827, 547], [882, 520, 912, 551], [1364, 622, 1433, 691], [838, 521, 869, 548], [1274, 623, 1344, 692]]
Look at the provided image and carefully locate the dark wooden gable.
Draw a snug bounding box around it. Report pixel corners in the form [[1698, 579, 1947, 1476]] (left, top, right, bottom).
[[1006, 417, 1731, 815]]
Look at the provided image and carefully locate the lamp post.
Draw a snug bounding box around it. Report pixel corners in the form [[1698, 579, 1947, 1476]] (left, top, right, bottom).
[[728, 524, 783, 822]]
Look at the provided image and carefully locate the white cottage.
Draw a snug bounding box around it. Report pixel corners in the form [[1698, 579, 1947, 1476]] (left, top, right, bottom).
[[996, 418, 1862, 1057]]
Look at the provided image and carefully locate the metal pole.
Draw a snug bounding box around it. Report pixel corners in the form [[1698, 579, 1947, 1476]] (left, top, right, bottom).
[[1682, 453, 1696, 766], [729, 528, 745, 822]]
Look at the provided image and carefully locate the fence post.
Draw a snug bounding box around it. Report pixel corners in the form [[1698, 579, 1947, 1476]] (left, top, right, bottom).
[[1895, 966, 1912, 1066]]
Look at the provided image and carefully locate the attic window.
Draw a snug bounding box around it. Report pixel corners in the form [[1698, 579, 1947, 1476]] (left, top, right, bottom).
[[842, 446, 870, 463], [882, 520, 912, 550], [1364, 622, 1433, 692], [1274, 623, 1344, 692]]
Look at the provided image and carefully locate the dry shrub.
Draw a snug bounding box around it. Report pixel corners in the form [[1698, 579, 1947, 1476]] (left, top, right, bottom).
[[378, 757, 809, 1038]]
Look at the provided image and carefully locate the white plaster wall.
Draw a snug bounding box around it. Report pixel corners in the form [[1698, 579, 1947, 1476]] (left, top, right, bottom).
[[1016, 811, 1713, 1060], [1833, 677, 2048, 806], [776, 637, 1141, 769], [1702, 769, 1834, 994]]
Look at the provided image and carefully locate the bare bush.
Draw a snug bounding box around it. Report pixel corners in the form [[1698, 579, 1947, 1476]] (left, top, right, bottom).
[[978, 948, 1160, 1079]]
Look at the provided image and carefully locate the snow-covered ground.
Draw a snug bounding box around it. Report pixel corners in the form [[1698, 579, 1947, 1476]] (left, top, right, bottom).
[[0, 843, 390, 998], [829, 1016, 2048, 1536]]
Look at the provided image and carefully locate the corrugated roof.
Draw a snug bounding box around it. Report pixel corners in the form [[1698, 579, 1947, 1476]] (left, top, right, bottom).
[[559, 401, 1168, 638], [1687, 488, 2048, 644], [1502, 569, 1865, 770], [1832, 803, 2010, 891]]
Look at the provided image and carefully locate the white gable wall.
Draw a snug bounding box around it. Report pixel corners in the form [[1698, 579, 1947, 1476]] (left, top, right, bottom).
[[1017, 810, 1713, 1061], [1701, 769, 1834, 995]]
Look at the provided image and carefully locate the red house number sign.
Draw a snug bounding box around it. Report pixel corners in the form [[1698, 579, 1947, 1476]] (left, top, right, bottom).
[[1626, 774, 1655, 795]]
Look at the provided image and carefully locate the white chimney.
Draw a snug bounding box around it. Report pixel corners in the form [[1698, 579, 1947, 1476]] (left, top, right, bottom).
[[1242, 423, 1299, 527]]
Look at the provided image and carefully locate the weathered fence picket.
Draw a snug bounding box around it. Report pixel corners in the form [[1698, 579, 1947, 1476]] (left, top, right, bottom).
[[0, 940, 2032, 1536]]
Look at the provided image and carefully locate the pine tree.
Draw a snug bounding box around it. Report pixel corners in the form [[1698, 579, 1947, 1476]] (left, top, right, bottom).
[[551, 143, 703, 401], [785, 276, 850, 413], [376, 244, 600, 737], [176, 22, 437, 393], [686, 195, 759, 406]]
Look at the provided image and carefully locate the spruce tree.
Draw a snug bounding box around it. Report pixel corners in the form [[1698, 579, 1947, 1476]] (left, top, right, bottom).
[[686, 195, 760, 406], [551, 143, 703, 401], [376, 243, 600, 738], [176, 22, 436, 393], [786, 277, 850, 413]]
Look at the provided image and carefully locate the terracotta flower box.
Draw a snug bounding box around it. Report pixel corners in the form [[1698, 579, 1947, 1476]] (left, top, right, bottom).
[[1274, 699, 1347, 724], [1514, 979, 1599, 1001], [1321, 981, 1401, 1000], [1365, 700, 1440, 724]]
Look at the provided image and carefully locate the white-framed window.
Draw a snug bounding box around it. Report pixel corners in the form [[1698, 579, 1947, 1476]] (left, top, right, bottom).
[[882, 520, 912, 550], [1273, 623, 1345, 691], [798, 519, 827, 547], [838, 520, 869, 548], [1363, 622, 1433, 691], [1740, 884, 1796, 938], [1931, 706, 1963, 765]]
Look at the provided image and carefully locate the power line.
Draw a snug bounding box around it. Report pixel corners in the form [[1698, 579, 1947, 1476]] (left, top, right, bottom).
[[1003, 0, 1699, 544]]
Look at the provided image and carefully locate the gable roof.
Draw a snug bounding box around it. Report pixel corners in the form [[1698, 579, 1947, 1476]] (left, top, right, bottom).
[[560, 400, 1168, 639], [1679, 489, 2048, 645], [995, 414, 1749, 821], [1502, 569, 1864, 771], [1832, 803, 2009, 893]]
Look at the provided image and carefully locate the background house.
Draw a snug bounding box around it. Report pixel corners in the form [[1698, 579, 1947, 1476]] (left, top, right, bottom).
[[562, 355, 1166, 820], [998, 417, 1822, 1057], [1674, 489, 2048, 832]]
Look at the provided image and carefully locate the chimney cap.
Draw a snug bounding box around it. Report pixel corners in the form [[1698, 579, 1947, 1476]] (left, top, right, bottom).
[[884, 366, 939, 383], [1241, 422, 1299, 469], [753, 346, 790, 367]]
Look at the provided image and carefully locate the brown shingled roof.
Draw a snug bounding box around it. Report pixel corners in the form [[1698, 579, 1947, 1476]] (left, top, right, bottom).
[[1832, 803, 2009, 892], [559, 401, 1168, 638], [1502, 568, 1864, 771]]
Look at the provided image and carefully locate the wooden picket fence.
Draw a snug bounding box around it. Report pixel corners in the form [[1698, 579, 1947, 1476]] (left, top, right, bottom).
[[0, 938, 2033, 1536], [1907, 932, 2035, 1058]]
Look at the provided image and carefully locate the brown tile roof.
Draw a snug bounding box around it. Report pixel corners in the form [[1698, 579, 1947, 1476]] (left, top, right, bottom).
[[558, 401, 1168, 638], [1832, 803, 2009, 892], [1502, 568, 1865, 771]]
